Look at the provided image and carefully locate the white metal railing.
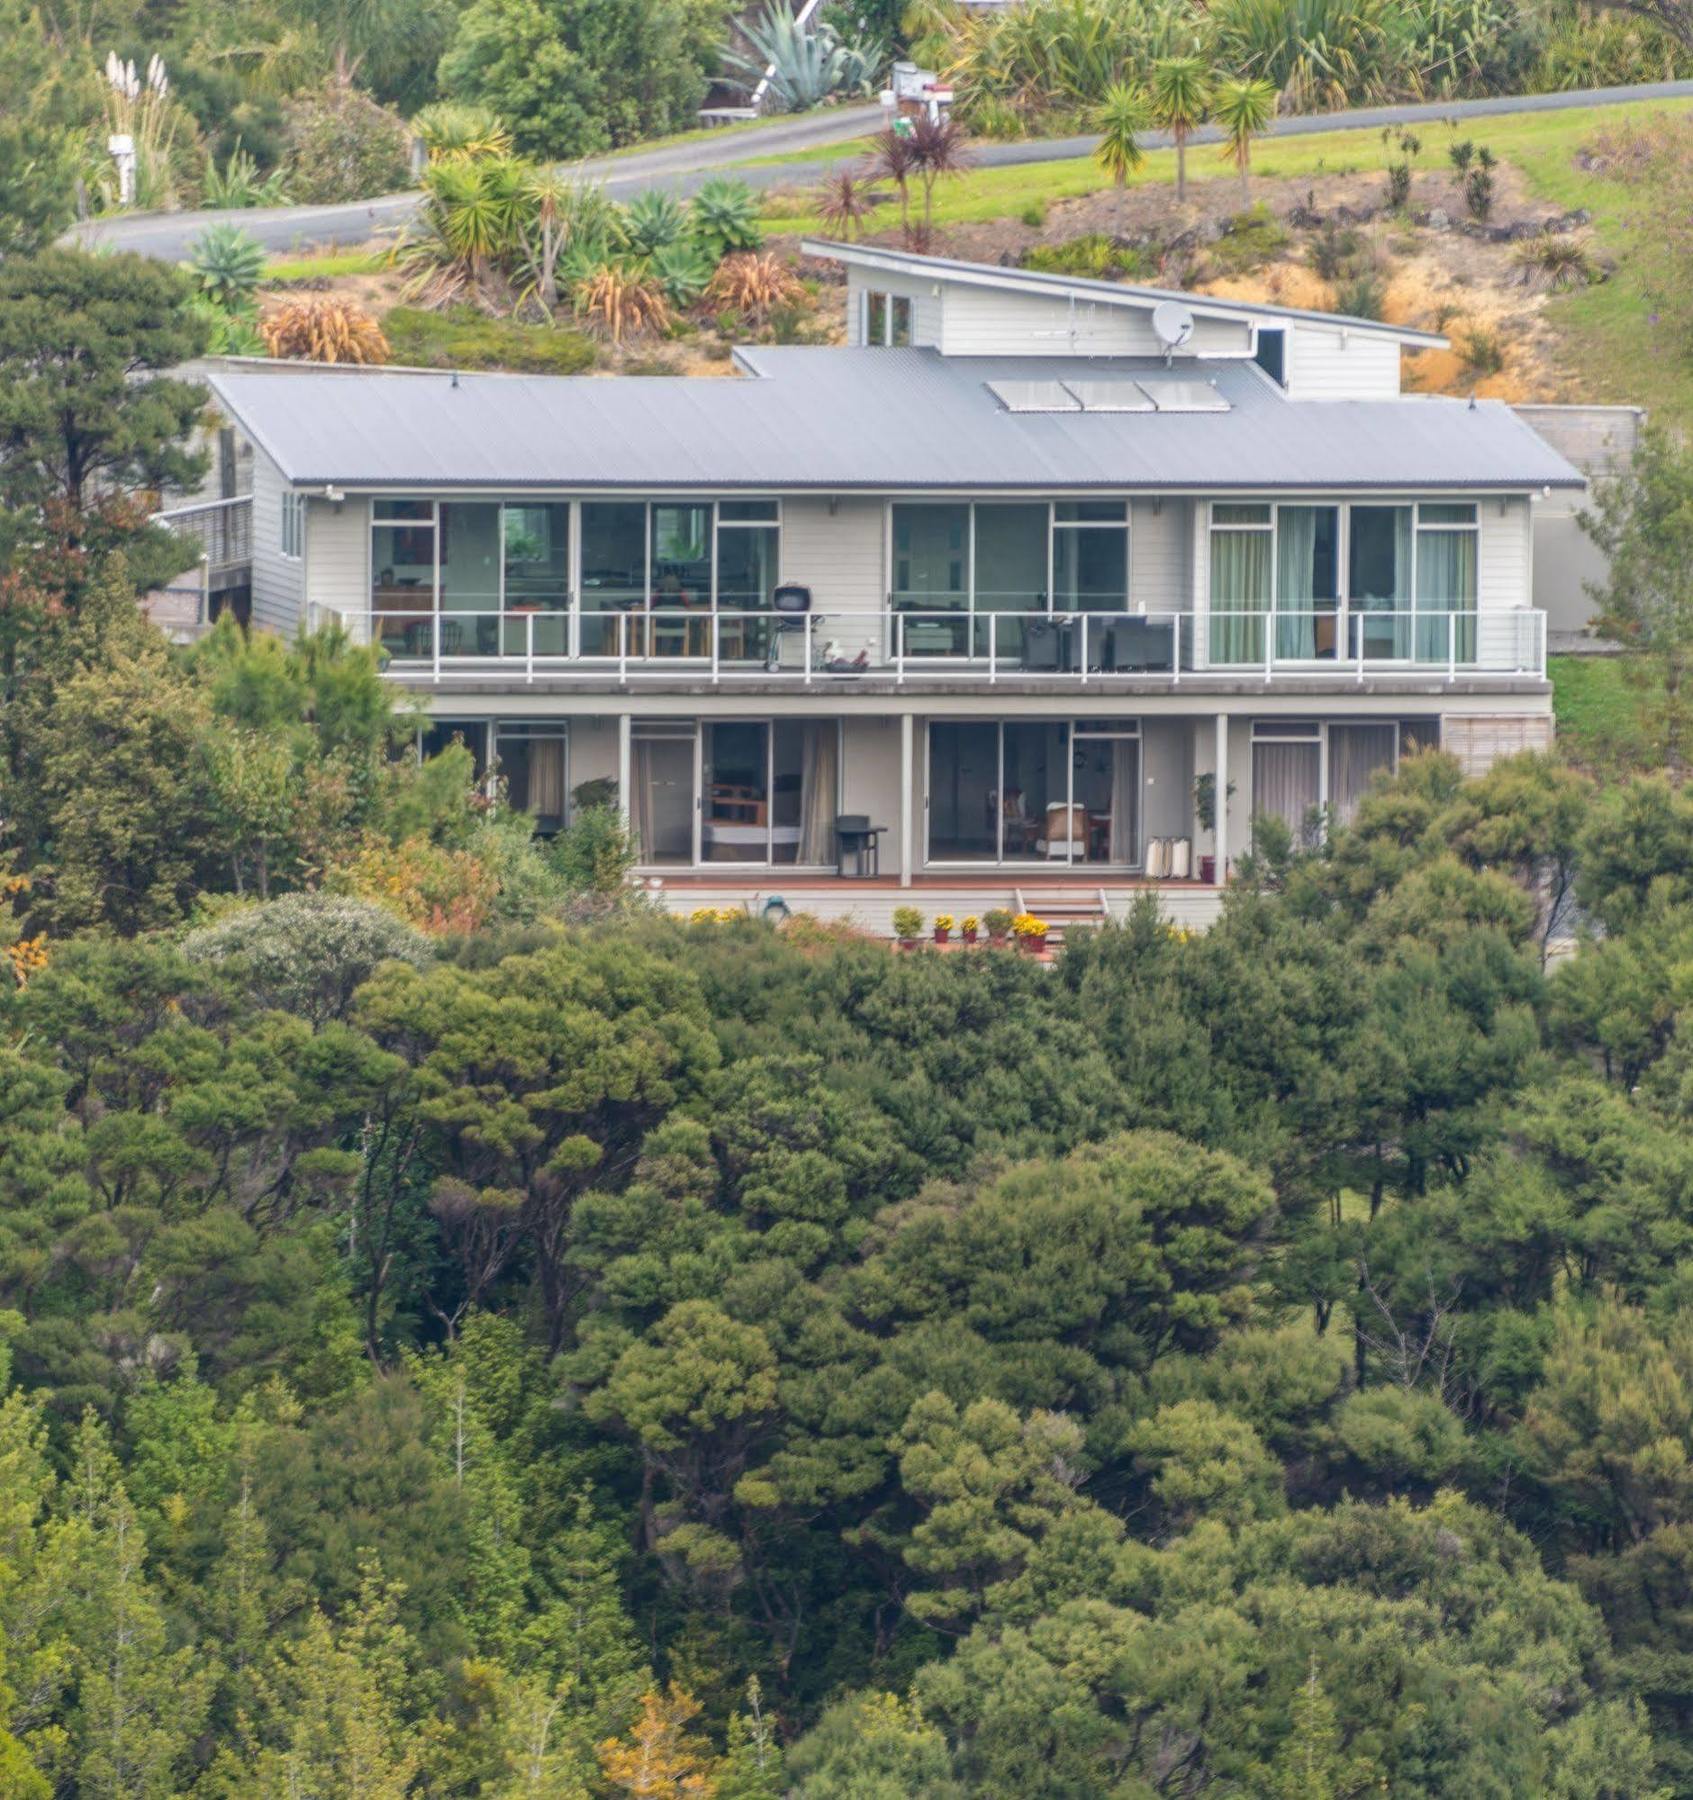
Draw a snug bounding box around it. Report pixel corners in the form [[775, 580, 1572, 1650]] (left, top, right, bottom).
[[361, 604, 1546, 684]]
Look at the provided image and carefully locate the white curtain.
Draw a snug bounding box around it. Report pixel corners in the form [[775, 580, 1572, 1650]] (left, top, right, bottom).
[[630, 739, 658, 857], [1108, 739, 1138, 864], [528, 738, 565, 822], [797, 723, 838, 864], [1253, 742, 1322, 845], [1276, 507, 1318, 659], [1328, 725, 1396, 826]]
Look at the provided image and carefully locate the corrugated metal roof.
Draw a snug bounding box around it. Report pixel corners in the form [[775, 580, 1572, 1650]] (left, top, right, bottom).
[[208, 350, 1584, 492]]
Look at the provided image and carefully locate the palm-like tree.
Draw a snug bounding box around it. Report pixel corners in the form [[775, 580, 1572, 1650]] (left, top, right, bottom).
[[1212, 77, 1277, 203], [1149, 56, 1212, 205], [815, 168, 883, 243], [908, 114, 975, 248], [1093, 83, 1150, 234], [867, 128, 917, 245]]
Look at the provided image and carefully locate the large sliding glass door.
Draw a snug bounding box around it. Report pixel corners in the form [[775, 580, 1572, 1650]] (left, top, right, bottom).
[[927, 720, 1139, 867], [633, 719, 839, 868], [893, 501, 1130, 667]]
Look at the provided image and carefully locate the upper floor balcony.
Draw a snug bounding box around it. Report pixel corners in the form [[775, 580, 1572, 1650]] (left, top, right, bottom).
[[345, 601, 1546, 687]]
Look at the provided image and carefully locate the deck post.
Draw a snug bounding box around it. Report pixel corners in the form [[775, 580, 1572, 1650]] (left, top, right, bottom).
[[617, 714, 632, 835], [1213, 712, 1228, 888], [899, 712, 913, 889]]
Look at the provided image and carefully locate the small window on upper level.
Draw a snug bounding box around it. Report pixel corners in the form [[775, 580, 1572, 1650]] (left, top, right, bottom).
[[1254, 327, 1287, 386], [863, 290, 913, 346], [280, 491, 304, 560]]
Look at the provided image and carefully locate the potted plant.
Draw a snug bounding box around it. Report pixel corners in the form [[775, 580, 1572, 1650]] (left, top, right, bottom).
[[1012, 912, 1049, 954], [892, 905, 924, 949], [961, 913, 980, 945], [1193, 772, 1237, 885], [984, 907, 1013, 946], [932, 912, 954, 945]]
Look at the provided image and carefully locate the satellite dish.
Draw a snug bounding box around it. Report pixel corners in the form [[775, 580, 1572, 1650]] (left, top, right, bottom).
[[1151, 299, 1195, 361]]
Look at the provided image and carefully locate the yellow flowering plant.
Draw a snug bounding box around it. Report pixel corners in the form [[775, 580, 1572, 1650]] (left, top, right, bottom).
[[1012, 912, 1048, 938]]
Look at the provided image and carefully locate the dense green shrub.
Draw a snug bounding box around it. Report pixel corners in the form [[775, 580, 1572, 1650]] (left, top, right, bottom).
[[281, 84, 412, 204]]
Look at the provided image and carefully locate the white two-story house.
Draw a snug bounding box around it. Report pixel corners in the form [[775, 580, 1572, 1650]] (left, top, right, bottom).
[[202, 242, 1580, 931]]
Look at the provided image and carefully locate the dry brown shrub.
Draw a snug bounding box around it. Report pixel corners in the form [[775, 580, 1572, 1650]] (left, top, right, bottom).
[[705, 252, 804, 326], [574, 267, 670, 346], [261, 295, 390, 364]]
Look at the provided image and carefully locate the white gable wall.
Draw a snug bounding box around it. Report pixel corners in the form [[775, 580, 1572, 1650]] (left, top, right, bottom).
[[937, 286, 1250, 358], [1284, 326, 1402, 399], [249, 444, 304, 636]]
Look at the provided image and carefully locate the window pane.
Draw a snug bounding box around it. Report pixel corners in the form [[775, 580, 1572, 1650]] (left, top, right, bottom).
[[1419, 502, 1476, 525], [580, 501, 646, 654], [1213, 502, 1271, 526], [651, 503, 712, 598], [1053, 525, 1127, 611], [719, 499, 778, 522], [372, 516, 436, 660], [1055, 500, 1126, 522], [703, 721, 768, 864], [973, 504, 1047, 611], [1275, 505, 1339, 660], [890, 296, 913, 346], [1349, 504, 1413, 659], [374, 498, 433, 520], [497, 726, 568, 832], [439, 502, 501, 656], [1209, 528, 1272, 663], [717, 523, 779, 663], [893, 502, 968, 655], [502, 503, 568, 655], [866, 291, 887, 345], [927, 722, 998, 861]]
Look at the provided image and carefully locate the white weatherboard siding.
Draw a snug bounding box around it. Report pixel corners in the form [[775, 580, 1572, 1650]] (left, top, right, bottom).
[[307, 496, 371, 640], [1441, 712, 1554, 774], [1284, 328, 1401, 400], [248, 447, 304, 635], [936, 287, 1250, 359], [1130, 499, 1190, 616], [781, 497, 885, 662]]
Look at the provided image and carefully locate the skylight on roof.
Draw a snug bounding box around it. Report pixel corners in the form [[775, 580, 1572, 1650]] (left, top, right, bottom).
[[985, 380, 1080, 413], [1135, 379, 1230, 413]]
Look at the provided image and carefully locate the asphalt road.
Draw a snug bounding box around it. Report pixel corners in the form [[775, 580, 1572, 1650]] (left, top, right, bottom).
[[70, 78, 1693, 264]]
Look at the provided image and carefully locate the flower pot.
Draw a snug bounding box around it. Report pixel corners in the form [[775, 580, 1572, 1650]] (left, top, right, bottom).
[[1199, 854, 1216, 885], [988, 931, 1008, 947], [897, 936, 918, 951], [962, 927, 978, 945], [1019, 933, 1048, 955], [933, 927, 950, 945]]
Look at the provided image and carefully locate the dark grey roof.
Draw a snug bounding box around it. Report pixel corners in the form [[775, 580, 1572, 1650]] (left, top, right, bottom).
[[208, 350, 1584, 493]]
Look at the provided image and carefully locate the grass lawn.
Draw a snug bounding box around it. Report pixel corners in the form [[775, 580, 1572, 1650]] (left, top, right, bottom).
[[758, 96, 1693, 425], [263, 248, 389, 281], [1550, 652, 1663, 769]]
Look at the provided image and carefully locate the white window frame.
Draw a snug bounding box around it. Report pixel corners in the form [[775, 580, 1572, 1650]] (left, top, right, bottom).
[[280, 490, 304, 561], [862, 290, 914, 347], [1206, 499, 1481, 667]]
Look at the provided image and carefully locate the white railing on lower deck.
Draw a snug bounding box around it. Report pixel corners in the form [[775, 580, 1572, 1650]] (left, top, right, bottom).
[[347, 605, 1546, 684]]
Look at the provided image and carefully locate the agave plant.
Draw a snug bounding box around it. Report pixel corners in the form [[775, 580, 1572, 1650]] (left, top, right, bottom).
[[411, 101, 513, 163], [724, 2, 884, 112], [625, 189, 690, 257], [649, 238, 717, 307], [689, 179, 764, 261], [188, 222, 267, 312]]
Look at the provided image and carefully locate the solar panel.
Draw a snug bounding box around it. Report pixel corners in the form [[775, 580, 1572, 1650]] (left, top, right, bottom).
[[984, 380, 1081, 413], [1135, 379, 1230, 413], [1060, 380, 1155, 412]]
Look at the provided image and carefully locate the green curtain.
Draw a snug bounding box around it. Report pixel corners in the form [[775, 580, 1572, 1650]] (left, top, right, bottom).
[[1210, 530, 1272, 664], [1415, 529, 1477, 663], [1275, 507, 1318, 660]]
